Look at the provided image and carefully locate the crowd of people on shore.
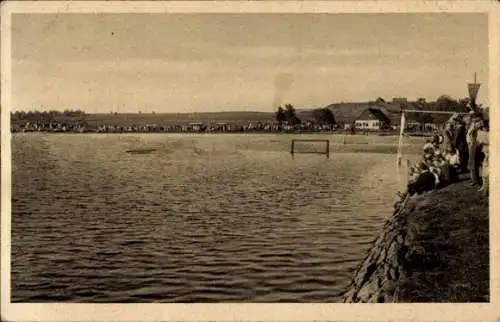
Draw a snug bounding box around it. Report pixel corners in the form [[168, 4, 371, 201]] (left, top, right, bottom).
[[11, 120, 342, 134], [11, 121, 89, 133], [407, 109, 489, 196]]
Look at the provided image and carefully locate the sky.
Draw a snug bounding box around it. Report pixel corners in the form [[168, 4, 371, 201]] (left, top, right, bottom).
[[11, 13, 488, 113]]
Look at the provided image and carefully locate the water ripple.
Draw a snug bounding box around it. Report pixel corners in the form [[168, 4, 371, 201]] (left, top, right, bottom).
[[11, 133, 410, 302]]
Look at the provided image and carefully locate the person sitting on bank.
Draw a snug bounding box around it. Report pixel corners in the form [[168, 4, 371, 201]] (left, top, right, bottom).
[[407, 162, 437, 195], [425, 140, 458, 185]]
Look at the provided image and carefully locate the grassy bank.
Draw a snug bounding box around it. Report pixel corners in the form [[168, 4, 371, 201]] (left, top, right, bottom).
[[343, 179, 489, 303], [397, 180, 489, 302]]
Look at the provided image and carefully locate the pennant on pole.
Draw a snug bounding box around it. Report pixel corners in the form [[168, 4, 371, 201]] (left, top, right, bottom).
[[468, 83, 481, 102]]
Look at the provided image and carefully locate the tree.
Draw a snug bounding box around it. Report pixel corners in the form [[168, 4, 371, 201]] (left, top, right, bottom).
[[312, 107, 336, 126], [437, 94, 453, 102], [284, 104, 295, 120], [275, 106, 286, 123], [311, 109, 323, 124], [436, 95, 456, 112], [284, 103, 301, 125], [322, 108, 336, 125]]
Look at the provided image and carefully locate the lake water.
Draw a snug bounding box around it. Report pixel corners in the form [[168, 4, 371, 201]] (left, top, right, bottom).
[[11, 133, 420, 302]]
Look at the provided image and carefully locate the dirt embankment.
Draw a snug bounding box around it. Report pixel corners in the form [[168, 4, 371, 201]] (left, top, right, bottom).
[[343, 180, 489, 303]]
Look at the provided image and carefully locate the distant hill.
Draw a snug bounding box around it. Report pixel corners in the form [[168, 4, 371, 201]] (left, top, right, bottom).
[[82, 111, 276, 126], [12, 97, 472, 128], [89, 107, 396, 126]]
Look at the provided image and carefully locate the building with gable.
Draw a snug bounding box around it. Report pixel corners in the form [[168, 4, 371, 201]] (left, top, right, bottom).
[[354, 108, 392, 130]]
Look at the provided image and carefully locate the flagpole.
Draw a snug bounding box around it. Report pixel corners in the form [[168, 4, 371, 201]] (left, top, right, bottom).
[[396, 111, 406, 188], [396, 112, 405, 165]]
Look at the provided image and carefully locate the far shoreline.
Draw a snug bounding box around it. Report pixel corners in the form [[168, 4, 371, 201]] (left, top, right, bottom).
[[10, 129, 433, 136], [9, 131, 433, 141]]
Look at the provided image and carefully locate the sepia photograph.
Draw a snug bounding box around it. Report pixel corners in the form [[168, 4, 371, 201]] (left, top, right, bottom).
[[1, 1, 499, 321]]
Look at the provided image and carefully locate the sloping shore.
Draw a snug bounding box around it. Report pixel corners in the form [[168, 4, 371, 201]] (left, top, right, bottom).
[[343, 180, 489, 302]]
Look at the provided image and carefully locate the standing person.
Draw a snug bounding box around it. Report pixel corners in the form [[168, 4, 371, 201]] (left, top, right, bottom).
[[478, 119, 489, 194], [478, 142, 489, 194], [453, 115, 468, 173], [442, 121, 455, 154], [467, 111, 483, 186]]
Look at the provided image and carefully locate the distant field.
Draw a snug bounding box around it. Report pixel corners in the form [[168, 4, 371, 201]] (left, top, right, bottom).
[[88, 112, 277, 126], [11, 111, 278, 126], [9, 108, 391, 127]]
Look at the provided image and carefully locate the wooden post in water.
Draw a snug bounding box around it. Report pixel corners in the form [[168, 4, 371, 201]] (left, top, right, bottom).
[[290, 139, 295, 155], [326, 141, 330, 158]]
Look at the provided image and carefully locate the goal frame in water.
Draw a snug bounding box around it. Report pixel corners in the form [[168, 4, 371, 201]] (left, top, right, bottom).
[[290, 139, 330, 158]]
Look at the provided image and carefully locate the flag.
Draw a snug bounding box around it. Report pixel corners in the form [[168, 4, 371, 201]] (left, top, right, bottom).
[[468, 83, 481, 102]]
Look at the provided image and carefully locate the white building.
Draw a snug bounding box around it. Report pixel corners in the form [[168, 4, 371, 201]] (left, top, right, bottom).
[[354, 108, 391, 130]]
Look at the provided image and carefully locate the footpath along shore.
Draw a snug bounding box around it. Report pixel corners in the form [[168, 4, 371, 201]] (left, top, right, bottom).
[[343, 179, 489, 302]]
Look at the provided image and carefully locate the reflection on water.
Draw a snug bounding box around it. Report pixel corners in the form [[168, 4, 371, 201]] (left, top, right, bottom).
[[11, 133, 413, 302]]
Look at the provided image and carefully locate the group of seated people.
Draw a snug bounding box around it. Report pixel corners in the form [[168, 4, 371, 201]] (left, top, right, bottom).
[[406, 110, 489, 196], [407, 135, 459, 194]]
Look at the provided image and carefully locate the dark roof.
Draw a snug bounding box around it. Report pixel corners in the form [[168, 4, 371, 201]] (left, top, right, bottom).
[[378, 101, 405, 113], [324, 102, 373, 124], [357, 108, 392, 124]]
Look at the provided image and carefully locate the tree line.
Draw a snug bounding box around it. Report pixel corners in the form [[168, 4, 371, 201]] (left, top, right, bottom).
[[11, 109, 87, 121], [274, 96, 475, 128], [407, 96, 473, 125], [11, 95, 483, 128], [275, 104, 336, 126]]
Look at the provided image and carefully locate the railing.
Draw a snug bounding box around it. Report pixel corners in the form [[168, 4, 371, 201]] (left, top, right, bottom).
[[290, 139, 330, 158]]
